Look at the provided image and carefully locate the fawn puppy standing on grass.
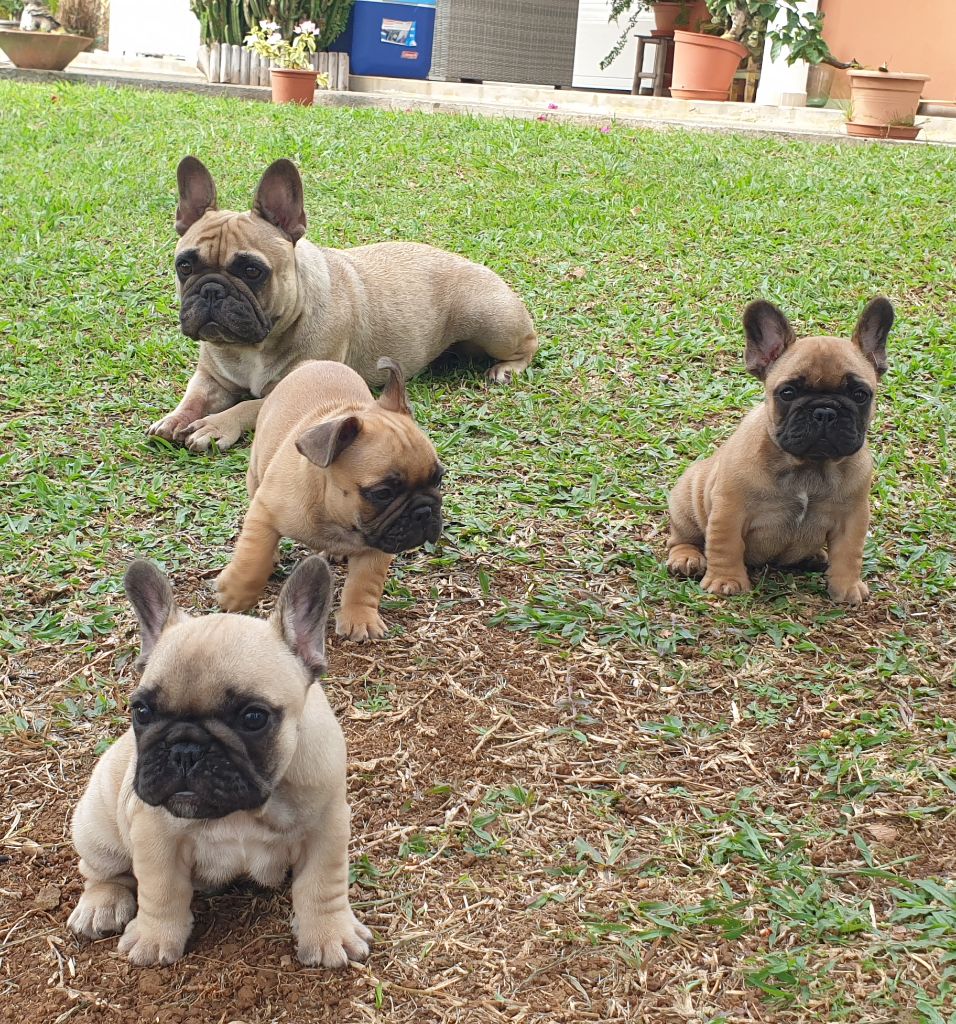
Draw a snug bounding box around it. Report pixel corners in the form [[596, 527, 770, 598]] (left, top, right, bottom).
[[667, 297, 894, 604], [215, 357, 444, 641]]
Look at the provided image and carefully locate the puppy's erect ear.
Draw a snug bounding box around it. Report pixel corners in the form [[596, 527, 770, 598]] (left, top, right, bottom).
[[296, 415, 362, 468], [175, 156, 218, 236], [252, 159, 307, 243], [376, 357, 413, 416], [852, 296, 893, 377], [124, 560, 185, 671], [743, 301, 798, 380], [271, 556, 333, 681]]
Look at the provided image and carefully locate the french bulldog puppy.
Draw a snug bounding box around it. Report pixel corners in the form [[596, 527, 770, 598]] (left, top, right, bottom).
[[667, 297, 894, 604], [148, 156, 538, 452], [215, 357, 443, 641], [68, 556, 371, 968]]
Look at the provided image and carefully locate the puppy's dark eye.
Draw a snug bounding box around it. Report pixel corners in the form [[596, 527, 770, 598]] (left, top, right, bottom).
[[778, 386, 798, 402], [243, 264, 262, 281], [175, 258, 192, 277], [241, 707, 269, 732], [131, 701, 153, 726], [432, 466, 446, 488], [852, 387, 871, 404], [370, 486, 394, 504]]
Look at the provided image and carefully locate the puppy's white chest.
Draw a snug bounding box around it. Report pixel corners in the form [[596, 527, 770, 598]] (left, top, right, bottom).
[[188, 804, 300, 889], [793, 490, 809, 525]]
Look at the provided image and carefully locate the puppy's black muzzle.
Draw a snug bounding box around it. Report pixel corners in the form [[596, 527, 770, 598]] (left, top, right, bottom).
[[134, 720, 271, 820], [366, 493, 443, 554], [777, 399, 867, 460], [179, 272, 273, 345]]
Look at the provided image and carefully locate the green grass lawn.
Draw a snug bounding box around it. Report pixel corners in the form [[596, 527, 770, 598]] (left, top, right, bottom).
[[1, 81, 954, 1023]]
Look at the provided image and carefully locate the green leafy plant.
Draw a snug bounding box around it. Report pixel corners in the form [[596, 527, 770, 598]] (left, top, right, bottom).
[[244, 18, 324, 73]]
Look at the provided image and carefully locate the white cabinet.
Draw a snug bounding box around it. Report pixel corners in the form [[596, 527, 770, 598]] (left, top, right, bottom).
[[572, 0, 653, 91]]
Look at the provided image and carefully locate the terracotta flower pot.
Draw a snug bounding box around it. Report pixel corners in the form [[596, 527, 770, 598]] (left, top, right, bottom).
[[270, 68, 317, 106], [652, 3, 685, 36], [670, 30, 748, 102], [847, 70, 929, 130], [845, 121, 922, 141], [0, 28, 93, 71]]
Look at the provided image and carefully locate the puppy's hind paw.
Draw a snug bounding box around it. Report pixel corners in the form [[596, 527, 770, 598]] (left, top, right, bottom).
[[701, 571, 751, 597], [828, 579, 869, 605], [295, 910, 372, 969], [667, 545, 707, 578], [68, 883, 136, 939]]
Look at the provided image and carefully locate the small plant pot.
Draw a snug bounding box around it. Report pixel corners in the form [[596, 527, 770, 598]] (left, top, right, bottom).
[[651, 3, 685, 36], [846, 121, 922, 141], [270, 68, 318, 106], [846, 69, 929, 128], [0, 28, 93, 70], [670, 30, 748, 102]]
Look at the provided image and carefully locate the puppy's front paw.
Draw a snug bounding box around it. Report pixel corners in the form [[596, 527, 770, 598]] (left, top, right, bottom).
[[295, 910, 372, 969], [701, 571, 751, 596], [336, 606, 387, 641], [117, 915, 190, 966], [147, 411, 194, 443], [180, 414, 241, 453], [68, 883, 136, 938], [828, 579, 869, 605], [667, 545, 707, 578], [215, 567, 263, 613]]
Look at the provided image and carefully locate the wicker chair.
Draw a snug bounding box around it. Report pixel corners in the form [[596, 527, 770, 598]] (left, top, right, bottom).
[[430, 0, 580, 87]]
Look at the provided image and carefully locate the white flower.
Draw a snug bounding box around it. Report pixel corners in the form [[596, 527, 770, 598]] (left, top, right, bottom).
[[296, 20, 317, 34], [267, 31, 283, 44], [259, 19, 280, 32]]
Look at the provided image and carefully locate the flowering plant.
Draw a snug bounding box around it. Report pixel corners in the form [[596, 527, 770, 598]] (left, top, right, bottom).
[[244, 19, 329, 78]]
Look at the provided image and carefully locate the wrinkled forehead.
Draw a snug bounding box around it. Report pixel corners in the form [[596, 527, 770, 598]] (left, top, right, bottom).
[[136, 616, 306, 715], [767, 336, 878, 390], [343, 411, 442, 487], [176, 210, 291, 267]]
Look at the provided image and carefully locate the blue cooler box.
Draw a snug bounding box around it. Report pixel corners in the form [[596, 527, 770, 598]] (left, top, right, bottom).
[[332, 0, 436, 79]]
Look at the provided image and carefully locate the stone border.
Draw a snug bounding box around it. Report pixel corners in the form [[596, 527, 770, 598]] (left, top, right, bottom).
[[2, 65, 952, 148]]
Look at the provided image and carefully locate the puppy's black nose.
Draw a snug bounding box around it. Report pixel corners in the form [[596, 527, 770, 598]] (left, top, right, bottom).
[[812, 407, 838, 425], [200, 281, 226, 303], [169, 742, 206, 775], [411, 505, 433, 524]]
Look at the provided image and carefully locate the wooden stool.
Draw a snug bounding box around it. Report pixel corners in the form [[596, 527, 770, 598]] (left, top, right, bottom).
[[631, 34, 675, 97]]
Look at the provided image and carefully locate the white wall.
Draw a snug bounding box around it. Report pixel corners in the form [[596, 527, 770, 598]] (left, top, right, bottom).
[[109, 0, 200, 61], [573, 0, 654, 91]]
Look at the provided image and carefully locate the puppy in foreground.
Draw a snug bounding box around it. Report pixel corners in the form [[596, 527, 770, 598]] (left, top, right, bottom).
[[215, 357, 443, 640], [68, 557, 371, 968], [149, 156, 538, 452], [667, 297, 893, 604]]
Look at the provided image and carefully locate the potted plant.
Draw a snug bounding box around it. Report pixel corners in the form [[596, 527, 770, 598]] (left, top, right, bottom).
[[244, 19, 329, 104], [0, 2, 93, 70], [603, 0, 707, 66], [0, 2, 23, 30], [604, 1, 854, 102], [844, 65, 931, 140]]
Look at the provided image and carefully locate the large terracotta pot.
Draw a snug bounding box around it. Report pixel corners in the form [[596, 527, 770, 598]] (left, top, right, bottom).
[[847, 69, 929, 128], [671, 30, 748, 102], [0, 28, 93, 70], [270, 68, 317, 106]]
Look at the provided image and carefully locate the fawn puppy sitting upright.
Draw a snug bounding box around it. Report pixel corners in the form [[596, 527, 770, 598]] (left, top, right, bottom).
[[68, 556, 371, 968], [667, 297, 894, 604], [216, 357, 443, 640]]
